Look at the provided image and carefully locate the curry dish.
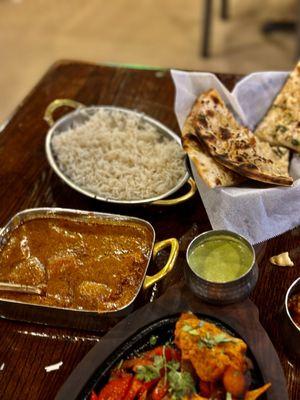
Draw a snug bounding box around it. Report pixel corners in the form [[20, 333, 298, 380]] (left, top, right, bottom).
[[91, 313, 271, 399], [0, 216, 153, 312]]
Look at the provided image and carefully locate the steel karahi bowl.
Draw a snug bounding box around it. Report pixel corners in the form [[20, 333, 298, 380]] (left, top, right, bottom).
[[0, 208, 179, 331], [44, 99, 196, 206], [185, 230, 258, 305], [282, 277, 300, 359]]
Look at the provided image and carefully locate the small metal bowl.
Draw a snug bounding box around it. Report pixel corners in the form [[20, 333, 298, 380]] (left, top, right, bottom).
[[282, 277, 300, 359], [185, 230, 258, 305], [44, 99, 196, 206]]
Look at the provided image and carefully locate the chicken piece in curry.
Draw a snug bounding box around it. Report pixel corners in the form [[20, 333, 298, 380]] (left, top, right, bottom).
[[0, 216, 152, 312], [91, 313, 271, 400]]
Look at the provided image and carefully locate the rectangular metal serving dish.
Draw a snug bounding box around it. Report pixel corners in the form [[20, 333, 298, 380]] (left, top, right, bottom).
[[0, 208, 179, 331]]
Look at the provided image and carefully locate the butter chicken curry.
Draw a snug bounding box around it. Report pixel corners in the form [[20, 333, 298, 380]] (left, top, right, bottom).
[[0, 217, 153, 312]]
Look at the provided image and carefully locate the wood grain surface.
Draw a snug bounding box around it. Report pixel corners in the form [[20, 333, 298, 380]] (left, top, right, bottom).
[[0, 61, 299, 400]]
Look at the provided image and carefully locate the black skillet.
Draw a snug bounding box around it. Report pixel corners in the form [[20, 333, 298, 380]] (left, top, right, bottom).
[[55, 284, 288, 400], [80, 313, 264, 399]]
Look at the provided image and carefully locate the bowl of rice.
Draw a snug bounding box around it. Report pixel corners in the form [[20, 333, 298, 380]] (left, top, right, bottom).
[[44, 99, 195, 205]]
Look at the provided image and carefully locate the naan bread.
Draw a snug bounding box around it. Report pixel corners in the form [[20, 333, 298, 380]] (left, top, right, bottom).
[[182, 97, 244, 188], [193, 89, 293, 186], [255, 61, 300, 153], [258, 143, 290, 178]]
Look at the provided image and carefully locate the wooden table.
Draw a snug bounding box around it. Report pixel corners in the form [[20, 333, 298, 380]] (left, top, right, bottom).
[[0, 61, 298, 400]]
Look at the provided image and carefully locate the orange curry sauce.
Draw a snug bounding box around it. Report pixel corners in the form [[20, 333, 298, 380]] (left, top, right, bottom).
[[0, 217, 153, 312]]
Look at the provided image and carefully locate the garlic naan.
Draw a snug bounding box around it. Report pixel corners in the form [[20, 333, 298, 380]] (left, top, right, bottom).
[[193, 90, 292, 186], [255, 61, 300, 153]]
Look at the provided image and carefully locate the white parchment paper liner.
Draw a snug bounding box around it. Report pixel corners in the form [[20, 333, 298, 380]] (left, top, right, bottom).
[[171, 70, 300, 244]]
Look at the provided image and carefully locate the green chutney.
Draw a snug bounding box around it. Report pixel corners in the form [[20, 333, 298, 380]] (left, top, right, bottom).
[[188, 235, 253, 283]]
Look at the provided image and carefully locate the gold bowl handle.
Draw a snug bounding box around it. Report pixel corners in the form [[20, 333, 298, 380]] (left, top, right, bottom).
[[152, 178, 197, 206], [44, 98, 84, 126], [143, 238, 179, 290]]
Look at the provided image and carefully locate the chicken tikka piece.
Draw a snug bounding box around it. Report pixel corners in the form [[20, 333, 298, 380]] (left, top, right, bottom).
[[175, 313, 248, 382]]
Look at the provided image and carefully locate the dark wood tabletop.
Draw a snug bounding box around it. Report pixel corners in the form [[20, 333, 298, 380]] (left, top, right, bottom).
[[0, 60, 298, 400]]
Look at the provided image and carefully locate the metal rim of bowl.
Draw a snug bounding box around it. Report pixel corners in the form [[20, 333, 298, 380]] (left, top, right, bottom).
[[285, 277, 300, 333], [45, 106, 190, 205], [186, 229, 256, 285]]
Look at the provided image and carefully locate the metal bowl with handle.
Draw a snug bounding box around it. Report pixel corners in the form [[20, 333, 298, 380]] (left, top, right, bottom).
[[44, 99, 196, 206], [0, 208, 179, 331]]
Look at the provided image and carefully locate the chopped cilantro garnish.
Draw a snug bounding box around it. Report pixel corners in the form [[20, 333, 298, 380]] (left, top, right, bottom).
[[292, 139, 299, 146], [183, 325, 234, 349], [136, 355, 163, 382], [182, 324, 192, 332], [149, 335, 158, 346], [135, 345, 196, 399], [198, 332, 234, 349], [168, 369, 196, 399], [189, 329, 200, 336], [167, 360, 180, 372], [153, 355, 164, 370], [182, 324, 199, 336], [183, 322, 206, 335], [182, 325, 189, 331], [213, 333, 235, 344], [136, 365, 159, 382], [275, 124, 287, 133]]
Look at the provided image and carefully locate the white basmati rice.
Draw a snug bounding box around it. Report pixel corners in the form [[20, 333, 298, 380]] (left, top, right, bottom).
[[51, 109, 186, 200]]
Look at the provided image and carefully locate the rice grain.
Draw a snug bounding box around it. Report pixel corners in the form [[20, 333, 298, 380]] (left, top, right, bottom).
[[51, 109, 186, 201]]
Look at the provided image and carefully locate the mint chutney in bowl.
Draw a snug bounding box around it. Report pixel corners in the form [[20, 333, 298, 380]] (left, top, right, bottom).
[[186, 230, 258, 305]]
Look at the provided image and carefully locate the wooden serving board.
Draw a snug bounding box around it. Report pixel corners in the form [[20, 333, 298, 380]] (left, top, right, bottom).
[[56, 283, 288, 400]]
